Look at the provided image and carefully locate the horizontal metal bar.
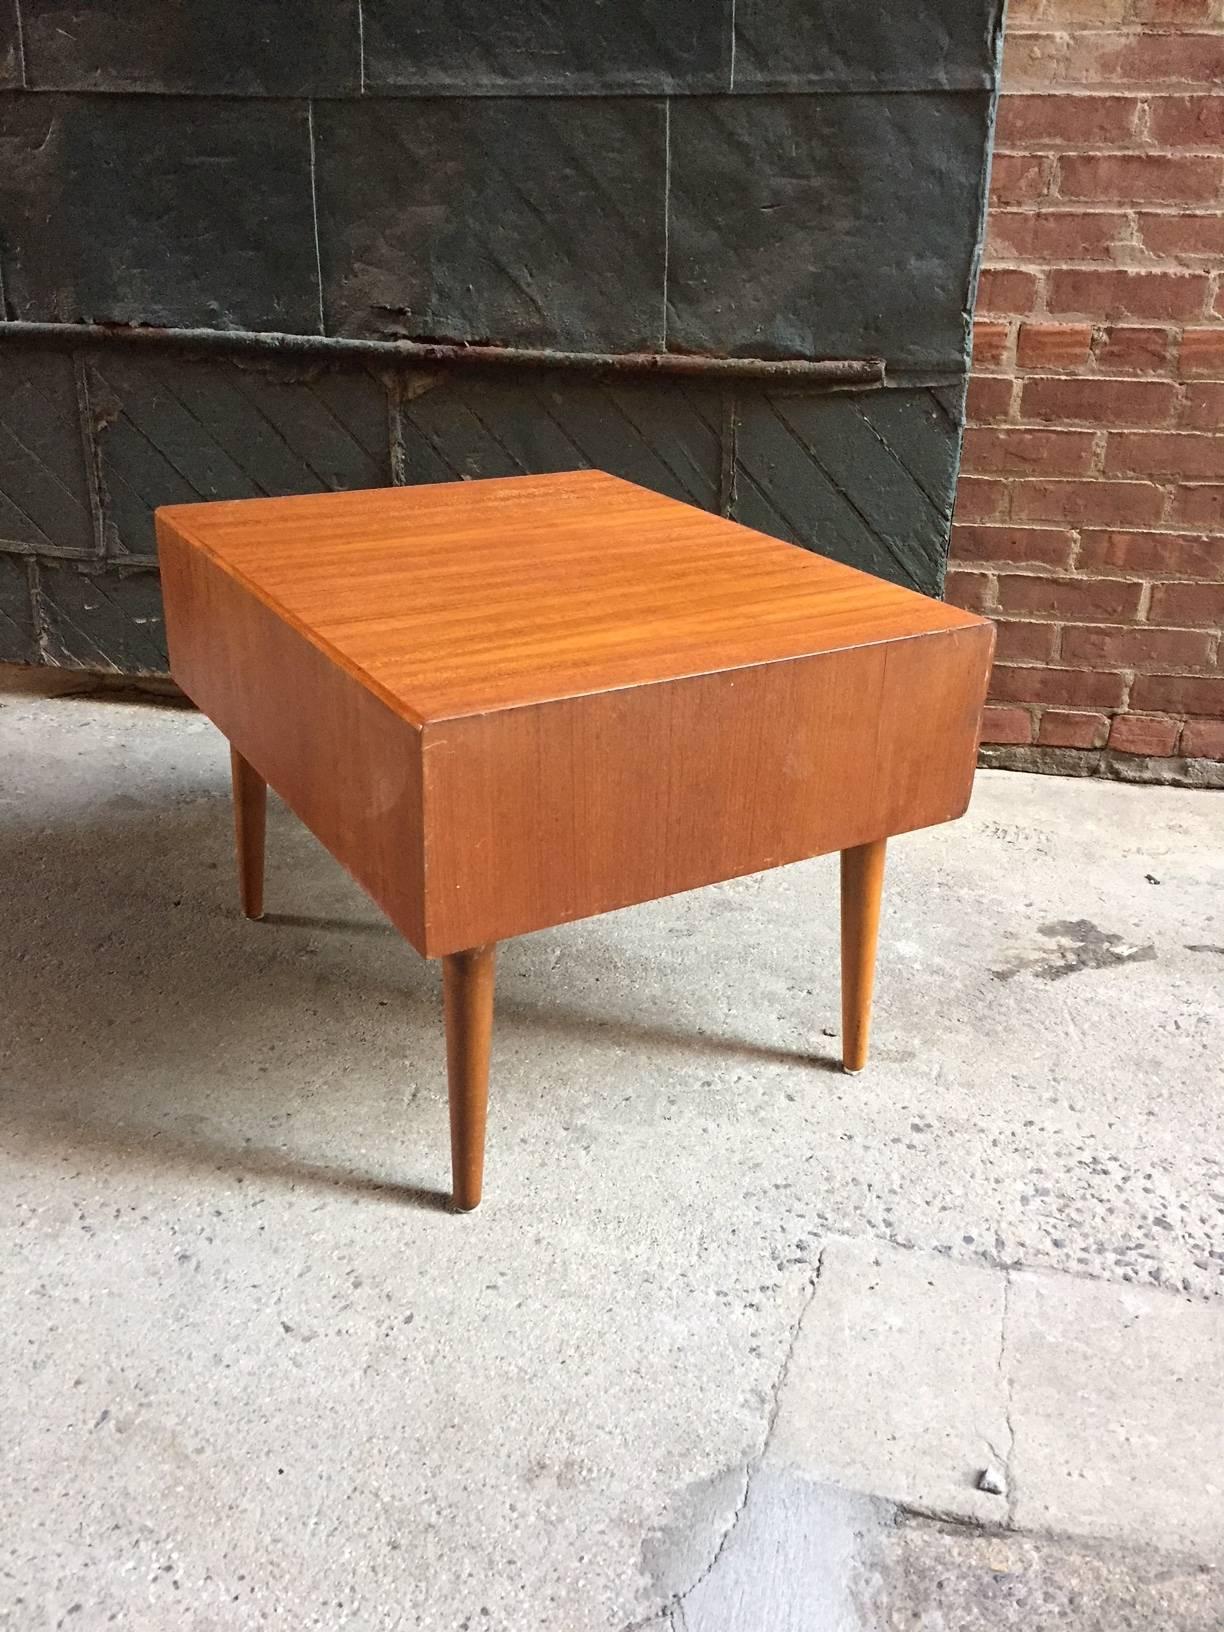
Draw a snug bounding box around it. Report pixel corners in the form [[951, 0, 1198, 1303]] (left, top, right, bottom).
[[0, 320, 886, 386]]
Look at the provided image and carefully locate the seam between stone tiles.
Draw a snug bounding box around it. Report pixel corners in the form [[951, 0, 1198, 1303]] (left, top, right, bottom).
[[307, 101, 327, 338], [728, 0, 736, 90], [71, 357, 108, 560], [27, 557, 52, 663], [661, 99, 671, 349], [387, 373, 406, 485], [356, 0, 366, 94], [13, 0, 26, 86]]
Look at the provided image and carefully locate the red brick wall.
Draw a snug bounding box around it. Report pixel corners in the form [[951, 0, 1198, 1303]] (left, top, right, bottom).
[[951, 0, 1224, 766]]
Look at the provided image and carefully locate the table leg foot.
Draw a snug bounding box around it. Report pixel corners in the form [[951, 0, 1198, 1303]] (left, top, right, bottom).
[[230, 746, 267, 921], [444, 944, 497, 1211], [840, 839, 886, 1074]]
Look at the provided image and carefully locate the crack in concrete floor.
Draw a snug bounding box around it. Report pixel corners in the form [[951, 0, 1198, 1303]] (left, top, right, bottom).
[[632, 1254, 829, 1632]]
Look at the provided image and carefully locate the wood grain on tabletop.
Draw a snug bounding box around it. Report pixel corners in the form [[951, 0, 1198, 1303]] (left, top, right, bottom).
[[155, 470, 986, 725]]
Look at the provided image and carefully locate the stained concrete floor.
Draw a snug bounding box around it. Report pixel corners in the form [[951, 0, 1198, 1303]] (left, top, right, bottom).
[[0, 677, 1222, 1630]]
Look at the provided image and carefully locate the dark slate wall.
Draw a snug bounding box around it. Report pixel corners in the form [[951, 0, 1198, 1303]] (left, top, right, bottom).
[[0, 2, 1002, 674]]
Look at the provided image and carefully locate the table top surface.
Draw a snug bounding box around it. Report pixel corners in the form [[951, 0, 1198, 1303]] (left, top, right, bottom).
[[157, 470, 983, 725]]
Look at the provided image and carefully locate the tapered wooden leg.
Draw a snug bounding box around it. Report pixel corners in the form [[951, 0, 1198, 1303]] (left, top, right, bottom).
[[443, 944, 497, 1211], [840, 838, 887, 1074], [230, 746, 267, 921]]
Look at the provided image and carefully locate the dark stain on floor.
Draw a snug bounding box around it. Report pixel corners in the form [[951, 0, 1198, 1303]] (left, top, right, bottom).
[[994, 920, 1157, 983]]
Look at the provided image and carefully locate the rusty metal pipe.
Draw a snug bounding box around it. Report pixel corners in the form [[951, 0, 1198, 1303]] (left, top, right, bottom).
[[0, 320, 886, 386]]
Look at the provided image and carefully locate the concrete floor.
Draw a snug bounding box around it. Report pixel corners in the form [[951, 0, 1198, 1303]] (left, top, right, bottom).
[[1, 678, 1222, 1630]]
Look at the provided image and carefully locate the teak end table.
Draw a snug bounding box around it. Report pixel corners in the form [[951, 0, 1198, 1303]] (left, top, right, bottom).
[[156, 471, 994, 1210]]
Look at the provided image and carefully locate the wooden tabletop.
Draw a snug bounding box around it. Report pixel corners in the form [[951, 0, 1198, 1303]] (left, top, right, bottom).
[[157, 470, 981, 725]]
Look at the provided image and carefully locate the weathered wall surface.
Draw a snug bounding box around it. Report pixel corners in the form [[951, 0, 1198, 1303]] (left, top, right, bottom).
[[0, 3, 1001, 674], [951, 0, 1224, 771]]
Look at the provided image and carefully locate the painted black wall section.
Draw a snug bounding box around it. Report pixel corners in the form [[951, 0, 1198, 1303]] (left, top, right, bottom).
[[0, 3, 1002, 673]]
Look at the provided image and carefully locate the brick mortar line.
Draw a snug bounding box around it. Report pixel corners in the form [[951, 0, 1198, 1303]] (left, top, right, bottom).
[[953, 567, 1224, 582], [1003, 96, 1224, 110], [1006, 27, 1224, 37], [984, 278, 1224, 286], [970, 383, 1224, 395], [1006, 99, 1224, 110], [998, 137, 1224, 144], [994, 149, 1224, 159], [954, 525, 1224, 534], [968, 423, 1223, 434], [991, 241, 1224, 250], [969, 426, 1222, 434], [997, 139, 1224, 151], [989, 206, 1224, 214], [1000, 85, 1224, 90], [998, 146, 1224, 155], [963, 469, 1220, 480], [983, 258, 1224, 267], [990, 673, 1218, 689], [959, 472, 1209, 484], [981, 310, 1221, 323], [973, 370, 1224, 381], [1006, 76, 1224, 86], [998, 126, 1222, 133], [966, 465, 1221, 477], [972, 350, 1220, 363], [1003, 40, 1224, 50], [971, 379, 1224, 387], [983, 279, 1223, 289], [995, 167, 1224, 179], [992, 223, 1224, 233]]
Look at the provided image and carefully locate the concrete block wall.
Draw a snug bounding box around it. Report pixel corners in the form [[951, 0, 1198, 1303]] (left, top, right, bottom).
[[950, 0, 1224, 772], [0, 3, 1001, 675]]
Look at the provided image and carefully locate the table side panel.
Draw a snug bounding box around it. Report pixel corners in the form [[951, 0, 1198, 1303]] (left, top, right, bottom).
[[874, 620, 996, 837], [157, 522, 428, 950], [419, 623, 993, 954]]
